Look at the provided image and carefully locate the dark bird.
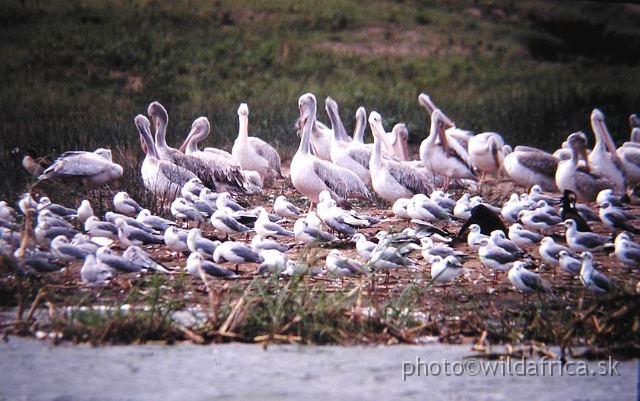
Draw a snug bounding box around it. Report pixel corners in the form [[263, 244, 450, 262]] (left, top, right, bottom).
[[14, 147, 53, 177], [560, 190, 592, 232], [457, 204, 507, 238]]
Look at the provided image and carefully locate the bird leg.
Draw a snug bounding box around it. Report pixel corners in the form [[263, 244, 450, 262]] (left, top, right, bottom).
[[443, 176, 451, 192]]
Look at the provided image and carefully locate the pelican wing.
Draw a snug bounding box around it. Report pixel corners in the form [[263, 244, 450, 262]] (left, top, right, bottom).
[[248, 137, 282, 173], [312, 159, 371, 200], [517, 152, 558, 176], [621, 149, 640, 165], [158, 160, 197, 186], [441, 132, 475, 171], [386, 161, 433, 195], [573, 170, 610, 202], [345, 144, 372, 168], [166, 148, 246, 193]]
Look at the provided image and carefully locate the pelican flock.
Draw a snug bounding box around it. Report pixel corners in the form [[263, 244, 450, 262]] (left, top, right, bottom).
[[5, 93, 639, 348]]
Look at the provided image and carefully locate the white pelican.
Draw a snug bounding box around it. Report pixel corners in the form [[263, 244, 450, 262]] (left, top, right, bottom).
[[135, 114, 198, 199], [295, 94, 333, 161], [418, 93, 474, 149], [502, 146, 558, 192], [419, 109, 476, 190], [616, 127, 640, 185], [352, 106, 368, 144], [326, 97, 373, 185], [555, 132, 610, 203], [352, 106, 410, 161], [588, 109, 626, 192], [231, 103, 283, 181], [38, 147, 123, 186], [467, 132, 508, 181], [291, 93, 371, 210], [368, 111, 433, 202], [177, 116, 250, 193], [387, 123, 410, 161], [147, 101, 246, 193]]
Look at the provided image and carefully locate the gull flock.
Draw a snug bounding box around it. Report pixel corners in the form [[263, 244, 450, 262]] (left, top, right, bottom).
[[4, 93, 640, 303]]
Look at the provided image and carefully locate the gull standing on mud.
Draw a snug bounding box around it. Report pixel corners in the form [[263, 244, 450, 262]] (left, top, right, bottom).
[[293, 217, 337, 244], [420, 237, 465, 264], [466, 224, 489, 250], [76, 200, 94, 224], [508, 261, 551, 302], [186, 252, 237, 279], [273, 195, 301, 219], [614, 237, 640, 270], [538, 237, 575, 269], [187, 228, 219, 260], [325, 249, 368, 277], [137, 209, 176, 232], [477, 238, 520, 284], [210, 209, 252, 239], [164, 226, 189, 254], [50, 235, 90, 263], [250, 234, 289, 253], [84, 216, 118, 238], [256, 249, 289, 275], [558, 250, 582, 276], [123, 245, 171, 273], [213, 241, 262, 268], [254, 207, 294, 239], [115, 218, 164, 247], [598, 201, 640, 234], [563, 219, 610, 253], [429, 255, 466, 285], [96, 247, 145, 273], [579, 252, 610, 293], [81, 254, 113, 287], [508, 223, 543, 248], [113, 192, 143, 216]]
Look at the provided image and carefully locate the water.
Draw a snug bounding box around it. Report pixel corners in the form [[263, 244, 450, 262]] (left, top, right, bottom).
[[0, 337, 637, 400]]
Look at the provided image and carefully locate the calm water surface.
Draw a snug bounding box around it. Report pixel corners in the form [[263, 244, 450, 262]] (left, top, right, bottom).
[[0, 337, 637, 400]]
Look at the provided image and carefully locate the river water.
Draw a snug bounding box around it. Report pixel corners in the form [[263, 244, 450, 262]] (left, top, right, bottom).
[[1, 337, 637, 400]]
